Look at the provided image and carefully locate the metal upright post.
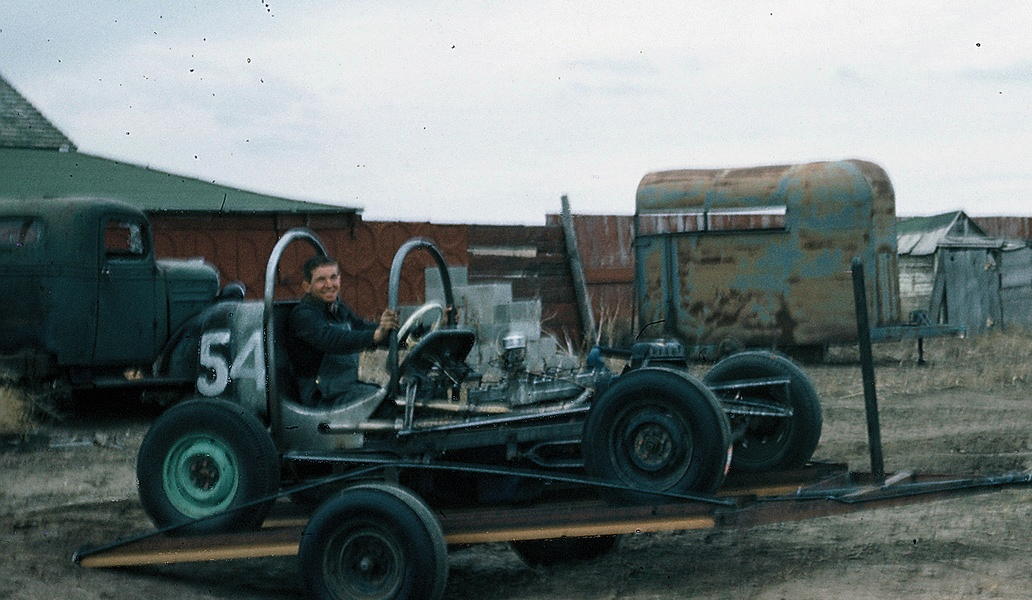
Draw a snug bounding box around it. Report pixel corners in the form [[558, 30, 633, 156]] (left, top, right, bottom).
[[561, 195, 596, 345], [851, 257, 885, 479]]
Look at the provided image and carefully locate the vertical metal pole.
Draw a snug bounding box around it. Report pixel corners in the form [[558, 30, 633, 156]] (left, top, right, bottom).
[[561, 195, 596, 345], [851, 257, 885, 479]]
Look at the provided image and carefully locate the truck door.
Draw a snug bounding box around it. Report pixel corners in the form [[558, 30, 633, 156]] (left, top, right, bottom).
[[94, 216, 158, 365]]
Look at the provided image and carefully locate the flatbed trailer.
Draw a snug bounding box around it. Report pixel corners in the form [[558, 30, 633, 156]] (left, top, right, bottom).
[[74, 461, 1030, 593]]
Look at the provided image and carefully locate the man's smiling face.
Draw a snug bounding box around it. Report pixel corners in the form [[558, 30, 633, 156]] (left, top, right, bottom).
[[303, 263, 340, 304]]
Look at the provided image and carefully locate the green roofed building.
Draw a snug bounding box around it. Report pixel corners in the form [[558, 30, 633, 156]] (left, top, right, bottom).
[[1, 72, 360, 297], [0, 74, 356, 216]]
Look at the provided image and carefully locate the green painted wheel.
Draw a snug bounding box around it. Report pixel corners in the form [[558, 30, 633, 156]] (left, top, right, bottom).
[[138, 398, 278, 535], [161, 433, 240, 518]]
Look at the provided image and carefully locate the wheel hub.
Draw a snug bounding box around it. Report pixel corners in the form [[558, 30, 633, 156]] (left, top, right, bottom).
[[612, 404, 694, 488], [631, 423, 675, 471], [329, 528, 402, 597], [187, 454, 220, 490], [161, 434, 239, 518]]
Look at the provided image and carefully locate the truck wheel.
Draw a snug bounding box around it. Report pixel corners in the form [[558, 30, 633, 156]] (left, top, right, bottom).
[[136, 398, 278, 535], [704, 351, 823, 473], [510, 535, 620, 567], [582, 369, 731, 502], [300, 483, 448, 600]]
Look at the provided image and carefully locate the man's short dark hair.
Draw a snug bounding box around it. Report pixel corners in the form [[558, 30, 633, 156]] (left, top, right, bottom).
[[303, 255, 338, 282]]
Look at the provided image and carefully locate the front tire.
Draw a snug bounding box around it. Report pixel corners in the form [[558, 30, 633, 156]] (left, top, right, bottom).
[[136, 398, 279, 535], [582, 368, 731, 502]]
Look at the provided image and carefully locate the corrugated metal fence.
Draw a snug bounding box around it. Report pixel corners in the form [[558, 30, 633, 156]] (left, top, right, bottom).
[[974, 217, 1032, 241], [150, 213, 639, 346]]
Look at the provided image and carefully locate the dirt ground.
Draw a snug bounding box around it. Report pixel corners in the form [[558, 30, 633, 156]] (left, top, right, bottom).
[[1, 338, 1030, 600]]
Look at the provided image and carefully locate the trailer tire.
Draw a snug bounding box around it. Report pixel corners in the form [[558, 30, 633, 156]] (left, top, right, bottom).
[[704, 350, 823, 473], [510, 535, 621, 567], [583, 368, 731, 502], [137, 398, 279, 535], [300, 483, 448, 600]]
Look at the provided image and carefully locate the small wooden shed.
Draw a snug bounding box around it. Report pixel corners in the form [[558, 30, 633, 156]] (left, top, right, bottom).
[[895, 211, 1021, 334]]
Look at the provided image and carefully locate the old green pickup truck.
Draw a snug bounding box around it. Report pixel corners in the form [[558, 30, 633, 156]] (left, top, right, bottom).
[[0, 196, 235, 393]]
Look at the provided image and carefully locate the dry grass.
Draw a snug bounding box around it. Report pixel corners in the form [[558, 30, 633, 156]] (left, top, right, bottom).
[[819, 328, 1032, 399], [0, 385, 31, 434]]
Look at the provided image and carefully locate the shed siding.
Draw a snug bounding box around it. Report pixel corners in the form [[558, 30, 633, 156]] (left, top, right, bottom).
[[1000, 247, 1032, 328], [898, 255, 935, 317]]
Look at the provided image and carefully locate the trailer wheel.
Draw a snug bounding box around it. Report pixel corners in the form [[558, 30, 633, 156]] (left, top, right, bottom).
[[137, 398, 278, 535], [300, 483, 448, 600], [583, 369, 731, 501], [704, 351, 823, 473], [510, 535, 621, 567]]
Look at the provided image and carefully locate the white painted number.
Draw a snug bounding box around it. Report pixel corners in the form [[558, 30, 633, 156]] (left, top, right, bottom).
[[196, 329, 265, 397], [230, 329, 266, 393]]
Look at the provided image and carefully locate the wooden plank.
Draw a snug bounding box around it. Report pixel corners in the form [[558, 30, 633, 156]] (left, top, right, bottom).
[[445, 515, 716, 544], [78, 526, 304, 568]]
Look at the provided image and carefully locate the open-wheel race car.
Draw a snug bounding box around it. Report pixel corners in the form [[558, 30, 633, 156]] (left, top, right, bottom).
[[134, 228, 823, 595]]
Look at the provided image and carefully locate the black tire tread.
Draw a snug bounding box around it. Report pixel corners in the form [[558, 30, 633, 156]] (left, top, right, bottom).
[[299, 483, 448, 600], [704, 350, 823, 472], [582, 368, 732, 500]]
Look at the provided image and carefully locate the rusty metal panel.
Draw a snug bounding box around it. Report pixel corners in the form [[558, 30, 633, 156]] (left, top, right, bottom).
[[150, 214, 470, 321], [974, 216, 1032, 240], [559, 214, 636, 340], [318, 220, 469, 319], [635, 160, 901, 348]]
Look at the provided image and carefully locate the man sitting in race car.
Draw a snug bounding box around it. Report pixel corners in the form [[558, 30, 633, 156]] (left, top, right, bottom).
[[286, 255, 399, 406]]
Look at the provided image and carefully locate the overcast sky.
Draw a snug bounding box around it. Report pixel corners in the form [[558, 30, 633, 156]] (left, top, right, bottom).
[[2, 2, 1030, 223]]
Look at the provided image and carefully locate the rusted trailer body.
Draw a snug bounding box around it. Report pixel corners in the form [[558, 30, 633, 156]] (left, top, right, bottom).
[[634, 160, 900, 349]]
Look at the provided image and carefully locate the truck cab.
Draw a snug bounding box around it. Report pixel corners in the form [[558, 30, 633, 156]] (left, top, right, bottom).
[[0, 197, 219, 384]]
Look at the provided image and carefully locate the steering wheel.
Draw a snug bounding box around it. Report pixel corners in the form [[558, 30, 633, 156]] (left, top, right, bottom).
[[397, 302, 445, 347]]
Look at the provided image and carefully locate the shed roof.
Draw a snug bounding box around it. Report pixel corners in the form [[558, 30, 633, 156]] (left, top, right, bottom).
[[0, 75, 77, 151], [896, 211, 989, 256]]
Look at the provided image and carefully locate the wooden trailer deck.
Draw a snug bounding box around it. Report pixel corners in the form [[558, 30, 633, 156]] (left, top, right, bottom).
[[75, 462, 1030, 569]]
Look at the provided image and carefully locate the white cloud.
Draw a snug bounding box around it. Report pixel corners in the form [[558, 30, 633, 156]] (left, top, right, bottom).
[[2, 1, 1031, 222]]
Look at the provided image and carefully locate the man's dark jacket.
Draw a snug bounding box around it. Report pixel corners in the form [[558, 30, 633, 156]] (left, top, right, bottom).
[[286, 294, 377, 405]]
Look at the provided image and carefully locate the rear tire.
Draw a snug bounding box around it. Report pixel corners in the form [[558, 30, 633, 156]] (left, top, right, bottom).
[[300, 483, 448, 600], [704, 351, 822, 473], [582, 368, 731, 502], [136, 398, 279, 535]]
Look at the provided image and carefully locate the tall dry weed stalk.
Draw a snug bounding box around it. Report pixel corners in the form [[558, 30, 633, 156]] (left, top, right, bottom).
[[593, 299, 633, 348]]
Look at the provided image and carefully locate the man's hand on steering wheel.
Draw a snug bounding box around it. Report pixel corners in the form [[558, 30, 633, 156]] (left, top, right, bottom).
[[373, 309, 399, 345]]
